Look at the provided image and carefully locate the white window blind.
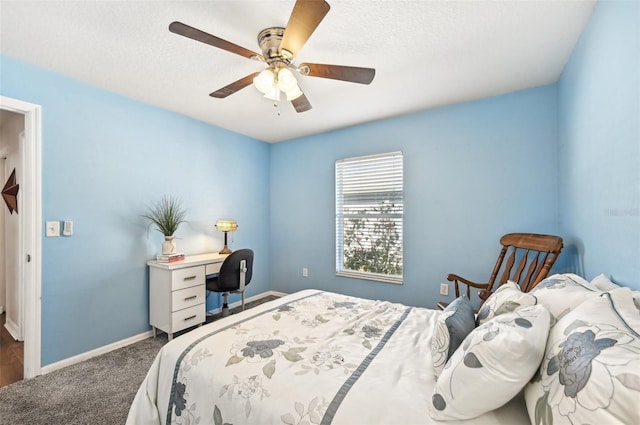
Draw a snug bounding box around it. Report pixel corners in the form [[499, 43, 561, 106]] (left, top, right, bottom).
[[335, 151, 403, 284]]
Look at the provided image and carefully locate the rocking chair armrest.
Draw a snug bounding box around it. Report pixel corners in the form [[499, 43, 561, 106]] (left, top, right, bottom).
[[446, 273, 491, 298]]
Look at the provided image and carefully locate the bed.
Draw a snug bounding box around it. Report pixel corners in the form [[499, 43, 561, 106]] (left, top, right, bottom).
[[127, 274, 640, 425]]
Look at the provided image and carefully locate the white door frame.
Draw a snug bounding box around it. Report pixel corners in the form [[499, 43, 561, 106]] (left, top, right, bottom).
[[0, 95, 42, 379], [0, 147, 6, 314]]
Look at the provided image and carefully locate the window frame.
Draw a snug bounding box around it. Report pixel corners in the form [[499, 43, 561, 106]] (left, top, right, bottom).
[[335, 151, 404, 284]]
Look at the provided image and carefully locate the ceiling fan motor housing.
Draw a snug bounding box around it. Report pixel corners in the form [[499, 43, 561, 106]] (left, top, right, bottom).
[[258, 27, 291, 64]]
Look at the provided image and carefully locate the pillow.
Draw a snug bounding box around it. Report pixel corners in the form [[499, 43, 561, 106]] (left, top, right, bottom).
[[591, 274, 640, 311], [530, 273, 600, 321], [431, 296, 476, 378], [525, 287, 640, 425], [476, 280, 537, 325], [431, 305, 551, 420], [591, 273, 621, 291]]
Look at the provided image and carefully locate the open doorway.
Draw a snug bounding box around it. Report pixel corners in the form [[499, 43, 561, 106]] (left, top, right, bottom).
[[0, 96, 42, 384], [0, 110, 25, 386]]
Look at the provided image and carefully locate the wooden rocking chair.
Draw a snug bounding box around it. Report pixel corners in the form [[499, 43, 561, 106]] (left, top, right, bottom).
[[437, 233, 563, 310]]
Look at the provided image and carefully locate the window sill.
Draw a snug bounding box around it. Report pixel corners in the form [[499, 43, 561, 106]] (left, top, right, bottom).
[[336, 271, 403, 285]]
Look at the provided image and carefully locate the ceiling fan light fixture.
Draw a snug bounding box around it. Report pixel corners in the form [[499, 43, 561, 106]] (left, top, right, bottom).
[[254, 66, 302, 102], [253, 69, 276, 94], [276, 68, 297, 92], [277, 68, 304, 100], [285, 85, 303, 101], [263, 86, 281, 102]]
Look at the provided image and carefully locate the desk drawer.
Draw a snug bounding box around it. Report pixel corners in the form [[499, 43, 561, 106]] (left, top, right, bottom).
[[171, 304, 205, 333], [205, 262, 222, 275], [172, 285, 205, 312], [171, 266, 205, 291]]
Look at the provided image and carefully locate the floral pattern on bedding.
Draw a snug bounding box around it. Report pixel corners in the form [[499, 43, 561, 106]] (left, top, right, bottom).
[[529, 273, 600, 321], [297, 351, 358, 376], [281, 396, 331, 425], [166, 291, 410, 425], [525, 289, 640, 425], [430, 305, 550, 420], [171, 346, 215, 424]]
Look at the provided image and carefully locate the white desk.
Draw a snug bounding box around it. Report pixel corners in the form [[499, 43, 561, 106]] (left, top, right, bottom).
[[148, 253, 226, 340]]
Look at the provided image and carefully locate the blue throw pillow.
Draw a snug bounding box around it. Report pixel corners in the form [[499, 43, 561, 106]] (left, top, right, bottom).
[[431, 296, 476, 378]]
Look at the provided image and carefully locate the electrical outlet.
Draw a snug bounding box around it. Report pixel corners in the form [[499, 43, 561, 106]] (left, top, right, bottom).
[[439, 283, 449, 296], [302, 268, 308, 277]]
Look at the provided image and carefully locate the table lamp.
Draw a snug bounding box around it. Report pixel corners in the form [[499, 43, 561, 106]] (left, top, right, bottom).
[[215, 220, 238, 254]]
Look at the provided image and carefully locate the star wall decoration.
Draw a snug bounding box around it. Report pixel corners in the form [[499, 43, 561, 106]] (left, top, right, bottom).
[[2, 168, 19, 214]]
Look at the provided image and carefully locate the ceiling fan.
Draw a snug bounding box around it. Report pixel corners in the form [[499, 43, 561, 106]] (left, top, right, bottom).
[[169, 0, 375, 113]]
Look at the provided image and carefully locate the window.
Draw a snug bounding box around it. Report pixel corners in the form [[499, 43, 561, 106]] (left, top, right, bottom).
[[335, 151, 403, 284]]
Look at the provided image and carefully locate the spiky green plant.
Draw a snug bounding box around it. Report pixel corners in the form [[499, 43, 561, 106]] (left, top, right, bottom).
[[142, 195, 187, 236]]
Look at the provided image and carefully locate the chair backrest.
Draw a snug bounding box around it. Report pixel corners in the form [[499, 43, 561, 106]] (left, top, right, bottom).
[[218, 249, 254, 292], [488, 233, 563, 294]]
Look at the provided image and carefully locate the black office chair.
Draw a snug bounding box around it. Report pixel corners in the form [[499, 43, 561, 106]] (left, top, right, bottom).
[[206, 249, 254, 317]]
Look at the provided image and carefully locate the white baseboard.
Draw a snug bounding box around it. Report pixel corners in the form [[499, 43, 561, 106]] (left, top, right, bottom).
[[40, 330, 153, 375], [4, 318, 21, 341], [40, 291, 283, 376], [267, 290, 288, 298]]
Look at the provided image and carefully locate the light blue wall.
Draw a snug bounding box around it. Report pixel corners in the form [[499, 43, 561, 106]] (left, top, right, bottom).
[[557, 0, 640, 288], [1, 55, 271, 366], [270, 86, 558, 309]]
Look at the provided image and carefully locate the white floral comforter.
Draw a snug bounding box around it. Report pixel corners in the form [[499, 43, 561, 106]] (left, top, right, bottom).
[[127, 290, 528, 425]]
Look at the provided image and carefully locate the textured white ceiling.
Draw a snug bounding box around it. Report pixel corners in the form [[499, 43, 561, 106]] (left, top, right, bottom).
[[0, 0, 596, 143]]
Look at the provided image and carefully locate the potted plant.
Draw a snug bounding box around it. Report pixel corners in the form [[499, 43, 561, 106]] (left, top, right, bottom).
[[143, 195, 187, 254]]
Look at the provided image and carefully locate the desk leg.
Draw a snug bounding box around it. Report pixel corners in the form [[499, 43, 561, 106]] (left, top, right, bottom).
[[168, 333, 173, 341], [152, 326, 157, 338]]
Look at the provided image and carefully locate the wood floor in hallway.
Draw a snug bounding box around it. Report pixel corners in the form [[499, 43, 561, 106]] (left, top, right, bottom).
[[0, 313, 23, 388]]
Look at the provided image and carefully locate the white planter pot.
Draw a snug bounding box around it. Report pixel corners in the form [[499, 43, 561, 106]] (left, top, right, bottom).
[[162, 235, 177, 255]]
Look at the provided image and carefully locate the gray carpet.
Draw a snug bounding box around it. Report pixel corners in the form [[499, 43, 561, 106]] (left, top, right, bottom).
[[0, 295, 279, 425], [0, 336, 166, 425]]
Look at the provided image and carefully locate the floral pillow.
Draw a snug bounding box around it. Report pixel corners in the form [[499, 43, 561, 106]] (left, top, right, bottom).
[[530, 273, 600, 321], [431, 296, 476, 378], [591, 273, 621, 291], [525, 287, 640, 425], [476, 280, 537, 325], [430, 305, 550, 420], [591, 274, 640, 311]]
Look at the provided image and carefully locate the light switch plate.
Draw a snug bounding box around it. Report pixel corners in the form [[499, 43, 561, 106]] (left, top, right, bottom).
[[46, 221, 60, 237]]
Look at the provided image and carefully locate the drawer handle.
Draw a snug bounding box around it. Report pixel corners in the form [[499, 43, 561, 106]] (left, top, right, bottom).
[[184, 295, 197, 301], [184, 315, 197, 321], [183, 275, 197, 281]]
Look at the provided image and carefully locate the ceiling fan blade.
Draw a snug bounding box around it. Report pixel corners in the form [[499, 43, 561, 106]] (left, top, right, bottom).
[[210, 73, 260, 98], [291, 93, 312, 113], [279, 0, 330, 59], [169, 21, 263, 61], [298, 63, 375, 84]]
